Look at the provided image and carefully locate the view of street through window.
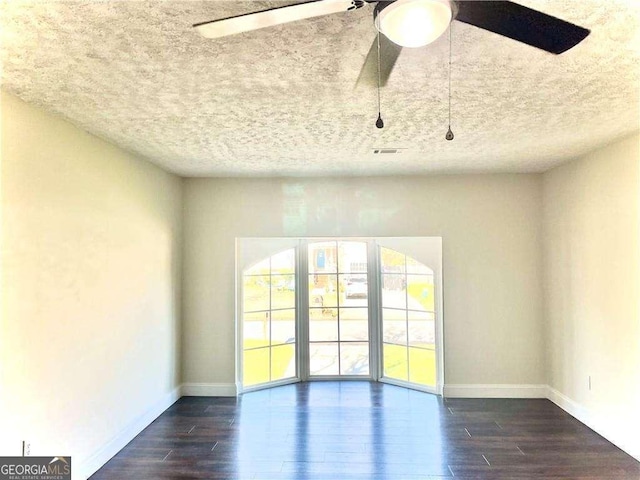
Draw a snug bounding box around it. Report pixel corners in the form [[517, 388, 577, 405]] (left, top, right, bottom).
[[242, 242, 436, 389]]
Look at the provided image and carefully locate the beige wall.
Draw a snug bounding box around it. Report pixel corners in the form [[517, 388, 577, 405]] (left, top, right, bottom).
[[542, 133, 640, 458], [0, 92, 183, 477], [182, 175, 545, 388]]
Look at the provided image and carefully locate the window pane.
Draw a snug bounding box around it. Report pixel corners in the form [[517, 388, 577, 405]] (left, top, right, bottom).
[[309, 315, 338, 341], [381, 274, 406, 309], [272, 274, 295, 309], [406, 256, 432, 275], [271, 249, 295, 274], [245, 258, 270, 276], [407, 274, 434, 312], [382, 308, 407, 345], [271, 344, 296, 381], [380, 247, 405, 273], [243, 347, 270, 387], [309, 274, 338, 308], [408, 311, 435, 348], [271, 309, 295, 345], [243, 311, 270, 349], [309, 342, 339, 375], [308, 242, 337, 274], [339, 308, 369, 341], [338, 242, 368, 273], [383, 343, 408, 381], [244, 275, 270, 312], [340, 274, 368, 307], [408, 347, 436, 387], [340, 342, 370, 375], [407, 323, 432, 349]]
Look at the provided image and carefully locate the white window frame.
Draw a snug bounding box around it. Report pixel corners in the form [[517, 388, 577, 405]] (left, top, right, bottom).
[[235, 237, 444, 395]]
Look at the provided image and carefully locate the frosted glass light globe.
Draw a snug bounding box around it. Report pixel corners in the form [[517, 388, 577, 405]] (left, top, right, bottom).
[[377, 0, 452, 48]]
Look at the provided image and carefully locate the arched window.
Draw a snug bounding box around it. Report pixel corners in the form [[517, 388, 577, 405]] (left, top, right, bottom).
[[242, 248, 296, 388], [238, 238, 442, 394], [380, 247, 436, 388]]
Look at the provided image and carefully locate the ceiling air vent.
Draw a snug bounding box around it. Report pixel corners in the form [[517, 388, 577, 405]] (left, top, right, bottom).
[[373, 148, 404, 154]]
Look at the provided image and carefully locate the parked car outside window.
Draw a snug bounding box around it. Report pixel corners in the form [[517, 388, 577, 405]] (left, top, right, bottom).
[[345, 276, 367, 298]]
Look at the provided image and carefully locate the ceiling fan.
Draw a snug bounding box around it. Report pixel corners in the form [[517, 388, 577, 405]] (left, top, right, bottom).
[[193, 0, 590, 86]]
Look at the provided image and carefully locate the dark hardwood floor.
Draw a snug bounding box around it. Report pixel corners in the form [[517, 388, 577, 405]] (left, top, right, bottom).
[[90, 382, 640, 479]]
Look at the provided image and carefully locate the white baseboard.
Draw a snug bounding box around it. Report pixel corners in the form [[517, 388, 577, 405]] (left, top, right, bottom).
[[546, 386, 590, 425], [76, 386, 181, 480], [547, 386, 640, 462], [444, 383, 548, 398], [181, 382, 237, 397]]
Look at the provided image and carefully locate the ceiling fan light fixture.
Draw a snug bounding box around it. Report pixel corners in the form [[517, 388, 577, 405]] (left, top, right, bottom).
[[377, 0, 452, 48]]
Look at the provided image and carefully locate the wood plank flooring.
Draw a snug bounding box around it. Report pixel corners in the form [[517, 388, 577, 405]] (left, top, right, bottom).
[[90, 382, 640, 479]]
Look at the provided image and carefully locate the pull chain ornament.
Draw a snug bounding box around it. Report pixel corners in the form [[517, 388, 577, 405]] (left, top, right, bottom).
[[445, 126, 454, 141]]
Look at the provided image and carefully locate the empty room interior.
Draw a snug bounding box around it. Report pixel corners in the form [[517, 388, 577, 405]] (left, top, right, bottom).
[[1, 1, 639, 479]]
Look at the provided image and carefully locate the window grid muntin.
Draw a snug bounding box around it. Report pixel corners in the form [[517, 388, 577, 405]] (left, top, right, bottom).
[[379, 247, 436, 386], [242, 249, 297, 387], [308, 241, 370, 377]]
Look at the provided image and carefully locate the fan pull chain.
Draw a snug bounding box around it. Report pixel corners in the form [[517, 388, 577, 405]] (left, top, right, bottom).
[[445, 25, 454, 140], [375, 28, 384, 129]]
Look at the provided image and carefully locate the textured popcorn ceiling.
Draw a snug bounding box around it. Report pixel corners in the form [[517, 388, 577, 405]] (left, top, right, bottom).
[[1, 0, 639, 177]]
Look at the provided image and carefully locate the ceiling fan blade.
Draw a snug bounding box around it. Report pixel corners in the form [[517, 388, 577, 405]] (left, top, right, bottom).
[[356, 35, 402, 88], [194, 0, 362, 39], [454, 1, 590, 54]]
